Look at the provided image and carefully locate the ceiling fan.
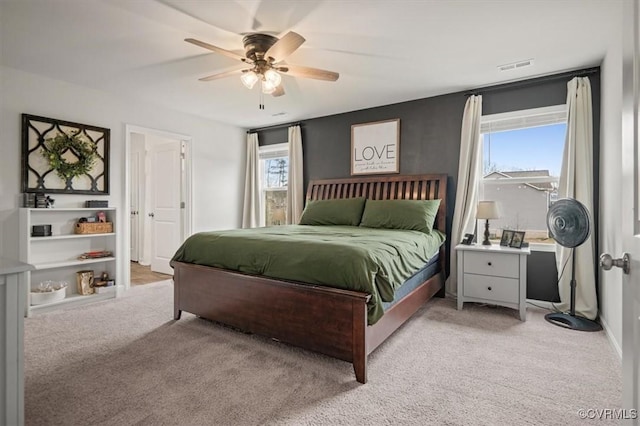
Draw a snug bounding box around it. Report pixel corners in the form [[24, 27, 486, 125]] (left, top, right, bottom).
[[185, 31, 339, 98]]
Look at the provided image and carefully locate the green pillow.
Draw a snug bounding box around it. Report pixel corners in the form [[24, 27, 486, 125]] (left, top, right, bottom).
[[360, 199, 441, 233], [299, 197, 366, 226]]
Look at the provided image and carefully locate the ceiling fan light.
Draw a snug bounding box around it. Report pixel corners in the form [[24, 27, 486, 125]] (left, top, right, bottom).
[[261, 79, 277, 94], [240, 71, 258, 89], [264, 69, 282, 86]]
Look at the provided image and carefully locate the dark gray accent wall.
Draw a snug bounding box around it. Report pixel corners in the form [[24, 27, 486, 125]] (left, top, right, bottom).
[[304, 94, 464, 249], [482, 78, 570, 114], [256, 69, 600, 303], [527, 252, 560, 302]]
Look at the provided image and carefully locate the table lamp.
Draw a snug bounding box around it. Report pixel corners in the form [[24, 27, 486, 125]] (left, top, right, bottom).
[[477, 201, 501, 245]]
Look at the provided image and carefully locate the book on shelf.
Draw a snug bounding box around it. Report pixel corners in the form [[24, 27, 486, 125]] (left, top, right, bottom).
[[78, 250, 112, 260]]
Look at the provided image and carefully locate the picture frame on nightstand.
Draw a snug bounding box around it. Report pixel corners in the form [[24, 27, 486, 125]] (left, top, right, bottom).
[[510, 231, 525, 248], [500, 230, 514, 246], [461, 233, 474, 245]]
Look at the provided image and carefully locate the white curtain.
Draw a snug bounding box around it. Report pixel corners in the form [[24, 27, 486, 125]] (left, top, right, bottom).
[[447, 95, 483, 294], [286, 125, 304, 224], [242, 132, 261, 228], [555, 77, 597, 319]]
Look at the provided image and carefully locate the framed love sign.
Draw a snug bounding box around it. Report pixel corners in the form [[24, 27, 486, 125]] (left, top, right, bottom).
[[351, 118, 400, 175]]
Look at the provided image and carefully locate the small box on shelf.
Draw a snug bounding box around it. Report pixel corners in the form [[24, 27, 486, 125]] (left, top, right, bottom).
[[31, 224, 52, 237], [85, 200, 109, 208], [75, 222, 113, 234], [93, 284, 116, 294], [94, 271, 115, 293]]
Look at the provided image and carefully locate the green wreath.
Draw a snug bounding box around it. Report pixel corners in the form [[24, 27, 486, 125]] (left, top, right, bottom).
[[41, 132, 96, 181]]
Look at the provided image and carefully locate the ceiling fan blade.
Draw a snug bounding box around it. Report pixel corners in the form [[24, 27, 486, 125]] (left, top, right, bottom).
[[280, 64, 339, 81], [271, 85, 285, 97], [185, 38, 247, 63], [198, 68, 245, 82], [265, 31, 305, 62]]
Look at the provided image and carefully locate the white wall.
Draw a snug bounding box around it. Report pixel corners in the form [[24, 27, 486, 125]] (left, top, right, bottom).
[[598, 6, 624, 356], [0, 66, 246, 282]]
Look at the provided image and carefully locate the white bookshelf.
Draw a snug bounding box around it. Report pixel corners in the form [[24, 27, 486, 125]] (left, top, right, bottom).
[[19, 207, 118, 315]]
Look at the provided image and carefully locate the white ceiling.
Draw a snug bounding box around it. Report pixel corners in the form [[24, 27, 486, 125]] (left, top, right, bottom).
[[0, 0, 620, 128]]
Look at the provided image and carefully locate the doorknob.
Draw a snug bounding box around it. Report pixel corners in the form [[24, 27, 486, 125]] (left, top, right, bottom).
[[599, 253, 630, 274], [148, 212, 155, 218]]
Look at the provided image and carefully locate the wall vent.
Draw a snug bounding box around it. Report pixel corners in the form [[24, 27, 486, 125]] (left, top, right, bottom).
[[498, 59, 533, 72]]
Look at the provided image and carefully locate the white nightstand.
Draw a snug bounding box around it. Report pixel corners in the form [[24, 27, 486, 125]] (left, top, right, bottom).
[[456, 244, 531, 321]]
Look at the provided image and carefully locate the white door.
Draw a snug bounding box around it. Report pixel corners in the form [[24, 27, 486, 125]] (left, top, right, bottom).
[[130, 150, 140, 262], [615, 0, 640, 421], [149, 140, 182, 275]]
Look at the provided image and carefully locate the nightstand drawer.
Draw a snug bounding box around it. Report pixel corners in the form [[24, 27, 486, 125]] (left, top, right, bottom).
[[463, 251, 519, 278], [463, 274, 519, 304]]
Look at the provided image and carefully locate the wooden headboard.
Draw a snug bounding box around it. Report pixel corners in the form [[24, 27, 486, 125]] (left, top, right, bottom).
[[306, 174, 447, 234]]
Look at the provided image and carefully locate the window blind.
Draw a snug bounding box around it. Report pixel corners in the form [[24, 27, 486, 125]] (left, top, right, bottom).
[[481, 104, 567, 133], [259, 143, 288, 160]]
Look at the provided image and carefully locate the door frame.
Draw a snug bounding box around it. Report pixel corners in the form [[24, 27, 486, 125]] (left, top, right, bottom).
[[123, 124, 193, 290], [621, 0, 640, 418], [129, 138, 144, 263]]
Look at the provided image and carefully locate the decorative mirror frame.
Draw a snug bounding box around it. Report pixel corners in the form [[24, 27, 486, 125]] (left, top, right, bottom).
[[21, 114, 110, 195]]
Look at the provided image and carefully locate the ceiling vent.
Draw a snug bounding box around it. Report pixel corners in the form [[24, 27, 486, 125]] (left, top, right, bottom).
[[498, 59, 533, 72]]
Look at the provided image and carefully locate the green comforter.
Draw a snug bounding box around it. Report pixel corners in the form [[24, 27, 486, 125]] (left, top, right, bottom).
[[171, 225, 445, 324]]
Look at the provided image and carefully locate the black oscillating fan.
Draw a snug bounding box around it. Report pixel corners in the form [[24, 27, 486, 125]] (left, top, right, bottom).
[[545, 198, 602, 331]]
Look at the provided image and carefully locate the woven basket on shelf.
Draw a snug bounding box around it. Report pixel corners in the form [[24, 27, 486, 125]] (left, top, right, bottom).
[[75, 222, 113, 234]]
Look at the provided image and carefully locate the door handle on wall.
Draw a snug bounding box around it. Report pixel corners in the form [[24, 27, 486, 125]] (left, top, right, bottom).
[[148, 212, 155, 218], [600, 253, 630, 274]]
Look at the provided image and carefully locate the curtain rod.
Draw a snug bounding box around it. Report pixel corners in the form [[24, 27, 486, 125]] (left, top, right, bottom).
[[464, 67, 599, 96], [247, 121, 301, 134]]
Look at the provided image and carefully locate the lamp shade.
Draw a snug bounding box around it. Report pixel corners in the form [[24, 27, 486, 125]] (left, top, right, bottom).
[[261, 79, 277, 94], [264, 69, 282, 86], [477, 201, 501, 220], [240, 71, 259, 89]]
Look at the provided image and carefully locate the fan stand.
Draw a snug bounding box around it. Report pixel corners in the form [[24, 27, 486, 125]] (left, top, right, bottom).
[[544, 248, 602, 332]]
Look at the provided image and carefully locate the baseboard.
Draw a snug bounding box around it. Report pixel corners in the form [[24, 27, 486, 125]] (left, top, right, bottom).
[[599, 315, 622, 359]]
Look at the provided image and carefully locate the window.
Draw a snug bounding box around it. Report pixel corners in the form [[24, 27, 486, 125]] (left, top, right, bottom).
[[259, 143, 288, 226], [480, 105, 567, 246]]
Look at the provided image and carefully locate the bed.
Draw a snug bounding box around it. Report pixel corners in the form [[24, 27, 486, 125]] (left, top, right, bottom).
[[170, 174, 447, 383]]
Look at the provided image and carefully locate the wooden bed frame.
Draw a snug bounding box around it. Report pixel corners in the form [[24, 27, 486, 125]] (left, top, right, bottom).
[[171, 174, 447, 383]]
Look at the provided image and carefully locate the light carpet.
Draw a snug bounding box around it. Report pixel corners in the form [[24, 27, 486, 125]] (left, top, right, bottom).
[[24, 280, 621, 425]]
